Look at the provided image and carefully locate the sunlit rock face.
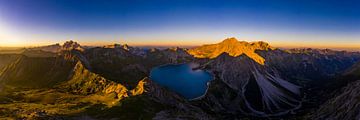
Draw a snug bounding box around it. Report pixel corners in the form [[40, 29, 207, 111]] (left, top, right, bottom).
[[188, 37, 274, 65]]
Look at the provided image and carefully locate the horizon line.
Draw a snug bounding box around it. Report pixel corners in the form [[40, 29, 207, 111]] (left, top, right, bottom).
[[0, 40, 359, 52]]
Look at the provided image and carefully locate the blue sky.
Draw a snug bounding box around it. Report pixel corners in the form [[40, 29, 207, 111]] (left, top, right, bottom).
[[0, 0, 359, 49]]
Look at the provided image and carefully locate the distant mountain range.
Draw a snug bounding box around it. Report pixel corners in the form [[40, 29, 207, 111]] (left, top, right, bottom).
[[0, 38, 359, 119]]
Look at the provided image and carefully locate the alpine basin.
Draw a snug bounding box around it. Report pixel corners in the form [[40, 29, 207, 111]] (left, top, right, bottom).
[[150, 63, 213, 99]]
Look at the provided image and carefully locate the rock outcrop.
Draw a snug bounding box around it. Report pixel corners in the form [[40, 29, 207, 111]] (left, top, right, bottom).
[[62, 40, 84, 51]]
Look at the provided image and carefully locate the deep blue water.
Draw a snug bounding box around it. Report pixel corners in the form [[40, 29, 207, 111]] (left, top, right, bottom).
[[150, 63, 213, 99]]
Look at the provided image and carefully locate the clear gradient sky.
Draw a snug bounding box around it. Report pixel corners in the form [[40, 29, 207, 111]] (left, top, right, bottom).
[[0, 0, 359, 50]]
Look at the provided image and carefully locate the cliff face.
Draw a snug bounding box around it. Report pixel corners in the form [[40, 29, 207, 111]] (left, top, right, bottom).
[[188, 38, 274, 65]]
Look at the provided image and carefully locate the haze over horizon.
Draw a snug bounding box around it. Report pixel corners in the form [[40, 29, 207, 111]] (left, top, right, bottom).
[[0, 0, 359, 50]]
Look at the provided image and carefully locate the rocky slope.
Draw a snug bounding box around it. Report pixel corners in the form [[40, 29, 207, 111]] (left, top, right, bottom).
[[196, 53, 302, 117], [308, 79, 360, 120], [307, 61, 360, 120], [258, 48, 360, 86]]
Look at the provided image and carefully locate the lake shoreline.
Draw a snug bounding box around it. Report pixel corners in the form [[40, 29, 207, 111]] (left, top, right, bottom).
[[149, 62, 214, 100]]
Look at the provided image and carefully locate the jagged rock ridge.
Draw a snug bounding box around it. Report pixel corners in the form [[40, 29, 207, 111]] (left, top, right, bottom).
[[62, 40, 84, 51]]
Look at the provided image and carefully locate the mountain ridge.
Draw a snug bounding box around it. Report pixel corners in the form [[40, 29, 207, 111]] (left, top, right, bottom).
[[188, 37, 274, 65], [0, 38, 360, 119]]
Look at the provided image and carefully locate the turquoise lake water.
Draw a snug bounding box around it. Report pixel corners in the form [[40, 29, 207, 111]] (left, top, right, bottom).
[[150, 64, 213, 99]]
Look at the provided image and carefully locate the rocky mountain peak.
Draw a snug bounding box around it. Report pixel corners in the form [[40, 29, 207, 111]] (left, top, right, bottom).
[[187, 37, 274, 65], [122, 44, 130, 51], [221, 37, 239, 44], [104, 44, 122, 48], [250, 41, 273, 50], [62, 40, 84, 51], [220, 38, 273, 50], [104, 43, 130, 51]]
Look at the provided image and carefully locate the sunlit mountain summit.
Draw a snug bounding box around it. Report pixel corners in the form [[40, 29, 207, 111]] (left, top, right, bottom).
[[188, 37, 274, 65]]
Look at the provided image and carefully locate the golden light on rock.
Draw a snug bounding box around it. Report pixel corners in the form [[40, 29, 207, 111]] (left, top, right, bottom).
[[187, 37, 274, 65]]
